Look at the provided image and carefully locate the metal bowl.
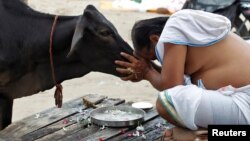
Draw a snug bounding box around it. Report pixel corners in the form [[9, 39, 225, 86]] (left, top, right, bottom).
[[89, 105, 145, 127]]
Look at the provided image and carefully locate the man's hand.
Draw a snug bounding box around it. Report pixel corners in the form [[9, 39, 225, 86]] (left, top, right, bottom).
[[115, 52, 151, 82]]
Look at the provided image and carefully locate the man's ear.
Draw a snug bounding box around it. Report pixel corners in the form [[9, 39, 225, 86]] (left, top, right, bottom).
[[149, 34, 159, 44]]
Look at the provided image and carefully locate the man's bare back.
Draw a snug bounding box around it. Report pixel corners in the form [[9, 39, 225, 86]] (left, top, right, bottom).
[[186, 32, 250, 89]]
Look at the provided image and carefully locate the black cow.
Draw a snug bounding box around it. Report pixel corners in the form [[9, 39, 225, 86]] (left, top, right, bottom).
[[0, 0, 133, 129]]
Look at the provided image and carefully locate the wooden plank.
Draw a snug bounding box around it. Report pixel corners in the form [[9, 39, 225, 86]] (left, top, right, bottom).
[[110, 116, 167, 141], [20, 113, 83, 141], [34, 98, 125, 141], [20, 94, 112, 141], [1, 99, 83, 140], [0, 94, 106, 140], [71, 108, 159, 141]]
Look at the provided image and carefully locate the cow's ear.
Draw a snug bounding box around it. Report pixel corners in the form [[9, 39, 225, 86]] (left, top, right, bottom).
[[67, 19, 86, 58]]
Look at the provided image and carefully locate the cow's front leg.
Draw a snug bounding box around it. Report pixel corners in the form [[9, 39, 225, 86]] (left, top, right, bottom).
[[0, 97, 13, 130]]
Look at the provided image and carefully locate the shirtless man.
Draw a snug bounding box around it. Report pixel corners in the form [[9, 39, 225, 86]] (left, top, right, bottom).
[[115, 9, 250, 138]]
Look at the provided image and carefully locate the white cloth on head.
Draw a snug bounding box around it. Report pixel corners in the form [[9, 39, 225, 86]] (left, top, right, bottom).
[[165, 85, 250, 130], [155, 9, 231, 64]]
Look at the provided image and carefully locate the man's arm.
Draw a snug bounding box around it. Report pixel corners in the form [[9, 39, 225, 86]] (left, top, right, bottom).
[[151, 61, 161, 73], [115, 43, 187, 90], [144, 43, 187, 90]]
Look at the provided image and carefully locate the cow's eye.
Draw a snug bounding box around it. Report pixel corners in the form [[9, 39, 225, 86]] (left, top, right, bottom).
[[99, 30, 111, 36]]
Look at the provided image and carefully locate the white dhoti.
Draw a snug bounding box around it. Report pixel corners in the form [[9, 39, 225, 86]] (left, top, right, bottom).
[[158, 85, 250, 130]]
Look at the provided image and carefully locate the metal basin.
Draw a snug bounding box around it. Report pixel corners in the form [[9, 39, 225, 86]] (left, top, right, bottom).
[[89, 105, 145, 127]]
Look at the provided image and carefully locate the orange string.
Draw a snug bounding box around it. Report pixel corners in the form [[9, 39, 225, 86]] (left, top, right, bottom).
[[49, 15, 63, 108]]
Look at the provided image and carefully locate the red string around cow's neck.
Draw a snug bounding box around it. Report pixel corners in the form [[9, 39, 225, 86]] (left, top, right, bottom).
[[49, 15, 63, 108]]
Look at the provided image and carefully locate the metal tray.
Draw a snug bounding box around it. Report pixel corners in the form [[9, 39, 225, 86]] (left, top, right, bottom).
[[89, 105, 145, 127]]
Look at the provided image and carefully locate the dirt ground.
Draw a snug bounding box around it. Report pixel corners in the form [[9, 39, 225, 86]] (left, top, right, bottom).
[[12, 0, 164, 121]]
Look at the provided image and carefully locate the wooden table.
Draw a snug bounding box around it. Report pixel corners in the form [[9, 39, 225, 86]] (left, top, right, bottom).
[[0, 94, 170, 141]]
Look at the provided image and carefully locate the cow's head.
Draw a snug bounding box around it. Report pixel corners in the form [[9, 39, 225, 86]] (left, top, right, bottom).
[[67, 5, 133, 76]]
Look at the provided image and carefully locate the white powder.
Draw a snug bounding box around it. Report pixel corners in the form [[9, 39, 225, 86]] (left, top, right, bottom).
[[92, 109, 142, 121]]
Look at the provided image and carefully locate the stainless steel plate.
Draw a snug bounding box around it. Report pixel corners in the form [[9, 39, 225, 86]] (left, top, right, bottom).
[[89, 105, 145, 127], [132, 102, 153, 110]]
